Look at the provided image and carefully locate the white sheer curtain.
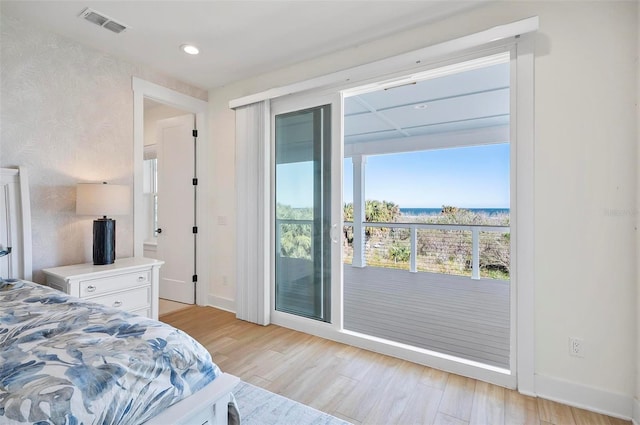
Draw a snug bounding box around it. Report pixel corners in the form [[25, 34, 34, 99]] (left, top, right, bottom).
[[234, 101, 270, 325]]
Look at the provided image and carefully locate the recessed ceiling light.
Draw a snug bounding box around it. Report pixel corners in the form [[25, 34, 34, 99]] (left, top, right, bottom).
[[180, 44, 199, 55], [414, 104, 428, 110]]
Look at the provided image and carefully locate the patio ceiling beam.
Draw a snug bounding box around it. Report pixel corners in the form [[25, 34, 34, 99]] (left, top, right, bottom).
[[351, 96, 411, 138], [352, 155, 367, 268], [344, 124, 508, 158]]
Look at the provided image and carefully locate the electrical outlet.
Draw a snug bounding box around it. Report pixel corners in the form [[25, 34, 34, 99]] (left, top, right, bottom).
[[569, 337, 584, 357]]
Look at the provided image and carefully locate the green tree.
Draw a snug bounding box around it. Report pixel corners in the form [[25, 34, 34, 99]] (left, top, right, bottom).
[[276, 203, 313, 259], [388, 243, 410, 263], [343, 200, 401, 245]]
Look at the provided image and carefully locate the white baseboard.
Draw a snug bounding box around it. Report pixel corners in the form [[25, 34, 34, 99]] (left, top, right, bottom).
[[633, 397, 640, 425], [535, 374, 632, 420], [207, 294, 236, 313]]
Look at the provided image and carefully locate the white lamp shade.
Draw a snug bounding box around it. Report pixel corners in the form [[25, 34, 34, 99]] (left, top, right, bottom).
[[76, 183, 131, 217]]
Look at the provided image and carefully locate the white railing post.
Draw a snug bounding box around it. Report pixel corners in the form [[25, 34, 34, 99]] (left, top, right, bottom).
[[472, 227, 480, 280], [352, 155, 367, 268], [410, 225, 417, 273]]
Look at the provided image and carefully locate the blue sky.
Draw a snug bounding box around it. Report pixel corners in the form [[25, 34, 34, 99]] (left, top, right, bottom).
[[345, 143, 510, 208], [277, 143, 510, 209]]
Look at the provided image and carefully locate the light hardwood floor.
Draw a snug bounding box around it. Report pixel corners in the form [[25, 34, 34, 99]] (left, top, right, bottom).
[[161, 306, 631, 425]]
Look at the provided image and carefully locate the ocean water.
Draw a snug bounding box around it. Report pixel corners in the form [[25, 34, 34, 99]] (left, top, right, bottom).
[[400, 208, 510, 216]]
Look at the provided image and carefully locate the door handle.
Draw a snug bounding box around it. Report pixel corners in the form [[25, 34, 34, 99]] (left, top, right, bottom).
[[156, 228, 162, 234], [330, 224, 339, 244]]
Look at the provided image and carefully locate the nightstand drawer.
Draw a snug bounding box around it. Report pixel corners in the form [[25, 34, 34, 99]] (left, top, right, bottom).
[[42, 257, 163, 320], [88, 286, 150, 312], [130, 307, 151, 318], [80, 271, 150, 297]]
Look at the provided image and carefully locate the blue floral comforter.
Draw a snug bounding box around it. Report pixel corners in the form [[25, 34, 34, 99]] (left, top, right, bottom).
[[0, 281, 220, 425]]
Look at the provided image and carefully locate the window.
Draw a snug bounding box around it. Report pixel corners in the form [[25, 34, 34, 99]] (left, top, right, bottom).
[[143, 157, 158, 243]]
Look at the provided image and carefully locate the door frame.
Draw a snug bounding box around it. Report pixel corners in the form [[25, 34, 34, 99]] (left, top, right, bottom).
[[265, 39, 533, 390], [132, 77, 209, 306], [270, 92, 345, 331]]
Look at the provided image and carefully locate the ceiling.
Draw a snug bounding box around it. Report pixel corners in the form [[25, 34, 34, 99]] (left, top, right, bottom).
[[4, 1, 506, 149], [344, 61, 509, 145], [275, 61, 510, 159], [1, 1, 483, 90]]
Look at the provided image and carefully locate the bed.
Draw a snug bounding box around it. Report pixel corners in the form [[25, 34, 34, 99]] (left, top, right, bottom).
[[0, 167, 240, 425]]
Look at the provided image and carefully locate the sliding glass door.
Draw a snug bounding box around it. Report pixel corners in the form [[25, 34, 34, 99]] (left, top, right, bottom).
[[274, 104, 333, 321]]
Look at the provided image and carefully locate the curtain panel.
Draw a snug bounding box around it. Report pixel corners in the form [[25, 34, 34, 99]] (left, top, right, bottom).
[[234, 101, 270, 325]]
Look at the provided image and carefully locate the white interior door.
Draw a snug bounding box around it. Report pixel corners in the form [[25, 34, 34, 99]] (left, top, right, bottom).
[[157, 114, 195, 304]]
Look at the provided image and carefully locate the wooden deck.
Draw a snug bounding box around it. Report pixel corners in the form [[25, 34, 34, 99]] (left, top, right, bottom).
[[343, 265, 510, 369]]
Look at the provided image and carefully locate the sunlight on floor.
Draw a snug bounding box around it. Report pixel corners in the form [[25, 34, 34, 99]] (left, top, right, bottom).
[[159, 298, 191, 316]]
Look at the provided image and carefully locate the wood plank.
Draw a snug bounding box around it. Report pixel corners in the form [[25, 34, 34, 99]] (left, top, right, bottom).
[[420, 366, 450, 390], [504, 390, 540, 425], [342, 264, 510, 368], [362, 360, 423, 424], [434, 412, 470, 425], [537, 398, 576, 425], [570, 407, 615, 425], [470, 381, 505, 425], [438, 374, 477, 421], [395, 384, 443, 425], [161, 306, 625, 425]]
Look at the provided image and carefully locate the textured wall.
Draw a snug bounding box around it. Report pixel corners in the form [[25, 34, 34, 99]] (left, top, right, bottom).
[[0, 15, 207, 282], [209, 0, 638, 406]]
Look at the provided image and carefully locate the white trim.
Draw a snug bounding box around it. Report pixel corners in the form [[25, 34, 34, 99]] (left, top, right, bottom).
[[132, 77, 209, 307], [513, 35, 536, 395], [632, 397, 640, 425], [229, 17, 539, 109], [144, 144, 157, 160], [343, 52, 510, 97], [344, 125, 509, 158], [535, 374, 633, 421], [144, 373, 240, 425], [18, 167, 32, 281], [207, 294, 236, 314]]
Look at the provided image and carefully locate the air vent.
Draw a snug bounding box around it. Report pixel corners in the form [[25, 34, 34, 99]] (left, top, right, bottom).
[[78, 7, 129, 34]]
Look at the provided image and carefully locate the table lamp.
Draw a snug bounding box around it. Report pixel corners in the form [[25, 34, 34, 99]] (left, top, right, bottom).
[[76, 182, 130, 265]]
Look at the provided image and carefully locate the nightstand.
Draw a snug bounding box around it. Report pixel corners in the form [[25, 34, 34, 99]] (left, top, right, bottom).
[[43, 257, 164, 320]]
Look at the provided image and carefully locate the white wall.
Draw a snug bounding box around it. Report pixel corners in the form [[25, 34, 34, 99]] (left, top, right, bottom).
[[208, 0, 638, 416], [0, 14, 207, 282]]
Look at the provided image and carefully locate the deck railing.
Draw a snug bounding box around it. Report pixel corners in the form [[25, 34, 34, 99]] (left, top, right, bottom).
[[344, 221, 509, 279], [275, 219, 510, 280]]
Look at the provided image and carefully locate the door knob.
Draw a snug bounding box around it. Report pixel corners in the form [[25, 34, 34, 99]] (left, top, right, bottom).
[[156, 228, 162, 234]]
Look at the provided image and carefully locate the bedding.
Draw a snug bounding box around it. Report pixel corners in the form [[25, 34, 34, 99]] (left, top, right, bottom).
[[0, 280, 220, 425]]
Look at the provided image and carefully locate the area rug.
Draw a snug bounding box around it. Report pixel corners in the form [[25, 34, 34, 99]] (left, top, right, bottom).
[[232, 381, 351, 425]]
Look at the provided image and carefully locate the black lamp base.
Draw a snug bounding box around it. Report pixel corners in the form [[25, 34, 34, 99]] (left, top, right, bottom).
[[93, 218, 115, 265]]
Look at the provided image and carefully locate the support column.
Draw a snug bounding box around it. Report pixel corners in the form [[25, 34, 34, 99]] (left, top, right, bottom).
[[471, 228, 480, 280], [352, 155, 366, 268]]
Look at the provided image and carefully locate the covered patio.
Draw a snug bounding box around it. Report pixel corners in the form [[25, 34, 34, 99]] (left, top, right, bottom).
[[343, 265, 510, 369]]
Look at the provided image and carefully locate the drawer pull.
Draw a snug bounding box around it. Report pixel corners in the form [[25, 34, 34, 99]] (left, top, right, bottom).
[[137, 276, 145, 282], [113, 300, 123, 307], [87, 285, 96, 292]]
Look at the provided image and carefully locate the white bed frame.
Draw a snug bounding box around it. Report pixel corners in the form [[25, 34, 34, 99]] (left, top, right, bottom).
[[1, 166, 240, 425], [1, 167, 32, 281]]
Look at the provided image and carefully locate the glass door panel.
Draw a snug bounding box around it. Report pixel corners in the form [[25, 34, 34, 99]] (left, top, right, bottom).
[[274, 105, 331, 322]]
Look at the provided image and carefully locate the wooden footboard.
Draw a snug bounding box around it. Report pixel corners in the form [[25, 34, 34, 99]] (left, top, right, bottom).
[[144, 373, 241, 425]]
